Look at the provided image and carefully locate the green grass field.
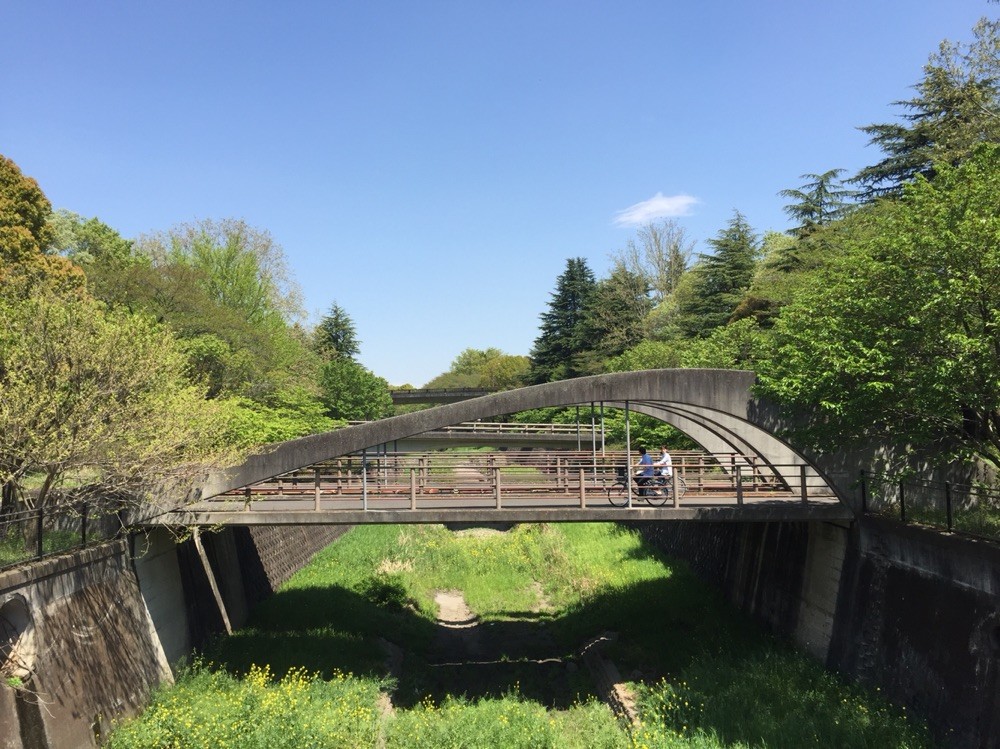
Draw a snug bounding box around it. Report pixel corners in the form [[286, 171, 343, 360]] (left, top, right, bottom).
[[108, 524, 932, 748]]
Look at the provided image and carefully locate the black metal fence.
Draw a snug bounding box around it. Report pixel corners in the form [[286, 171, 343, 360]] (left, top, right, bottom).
[[0, 501, 125, 572], [860, 470, 1000, 543]]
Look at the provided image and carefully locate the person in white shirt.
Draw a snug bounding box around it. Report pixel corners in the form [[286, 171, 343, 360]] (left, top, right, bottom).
[[654, 445, 673, 479]]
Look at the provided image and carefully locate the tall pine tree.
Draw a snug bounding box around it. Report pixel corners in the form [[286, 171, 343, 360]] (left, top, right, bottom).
[[853, 18, 1000, 199], [528, 257, 596, 383], [677, 211, 760, 338], [313, 302, 360, 361]]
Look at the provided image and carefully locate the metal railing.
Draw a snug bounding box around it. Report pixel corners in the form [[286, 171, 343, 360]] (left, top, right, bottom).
[[197, 450, 836, 514], [860, 470, 1000, 543], [346, 421, 599, 436], [0, 501, 124, 572]]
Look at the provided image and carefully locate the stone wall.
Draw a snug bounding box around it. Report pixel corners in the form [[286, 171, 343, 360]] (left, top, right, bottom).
[[0, 524, 348, 748], [639, 518, 1000, 749], [0, 542, 170, 749]]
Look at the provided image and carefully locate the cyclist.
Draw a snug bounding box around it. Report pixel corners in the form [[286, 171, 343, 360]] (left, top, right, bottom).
[[632, 446, 654, 495], [654, 445, 673, 482]]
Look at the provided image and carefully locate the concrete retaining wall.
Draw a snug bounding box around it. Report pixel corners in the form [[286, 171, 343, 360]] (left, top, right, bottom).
[[0, 525, 347, 748], [639, 519, 1000, 749]]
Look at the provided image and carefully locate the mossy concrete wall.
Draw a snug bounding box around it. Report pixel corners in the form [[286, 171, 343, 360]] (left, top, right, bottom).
[[0, 525, 347, 748], [639, 519, 1000, 749]]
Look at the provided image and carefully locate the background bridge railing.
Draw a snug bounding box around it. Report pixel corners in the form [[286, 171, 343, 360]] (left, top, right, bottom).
[[346, 421, 602, 437], [860, 470, 1000, 543], [0, 500, 124, 572]]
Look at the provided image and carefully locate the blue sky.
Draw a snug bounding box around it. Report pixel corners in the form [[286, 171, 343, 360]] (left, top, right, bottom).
[[2, 1, 992, 386]]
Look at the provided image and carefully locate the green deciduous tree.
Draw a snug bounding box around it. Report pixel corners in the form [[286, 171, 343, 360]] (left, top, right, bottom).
[[320, 358, 393, 421], [528, 258, 597, 383], [606, 340, 683, 373], [134, 218, 304, 327], [612, 220, 694, 305], [759, 144, 1000, 468], [49, 209, 133, 265], [0, 155, 82, 290], [0, 282, 230, 510], [0, 154, 54, 263], [425, 348, 530, 391]]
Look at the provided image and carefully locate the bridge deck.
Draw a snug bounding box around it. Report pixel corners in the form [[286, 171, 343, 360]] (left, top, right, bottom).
[[151, 495, 851, 526], [145, 450, 854, 527]]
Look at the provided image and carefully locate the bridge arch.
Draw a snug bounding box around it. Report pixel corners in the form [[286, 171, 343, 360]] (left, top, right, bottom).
[[191, 369, 837, 505]]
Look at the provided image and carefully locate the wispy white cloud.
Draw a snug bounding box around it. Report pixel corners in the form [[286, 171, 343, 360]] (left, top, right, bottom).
[[613, 192, 699, 226]]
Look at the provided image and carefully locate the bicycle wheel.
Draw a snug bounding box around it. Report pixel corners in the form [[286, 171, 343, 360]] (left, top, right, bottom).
[[645, 480, 668, 506], [607, 480, 629, 507], [676, 476, 688, 499]]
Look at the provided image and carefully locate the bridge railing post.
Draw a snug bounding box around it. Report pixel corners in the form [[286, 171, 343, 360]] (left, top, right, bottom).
[[898, 480, 906, 523], [410, 468, 417, 511], [579, 469, 586, 508], [735, 466, 744, 506], [314, 468, 321, 511], [672, 470, 680, 509], [800, 465, 808, 504], [493, 467, 502, 509]]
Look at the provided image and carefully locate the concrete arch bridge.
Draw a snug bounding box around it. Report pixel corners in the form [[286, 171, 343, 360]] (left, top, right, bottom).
[[147, 369, 854, 526]]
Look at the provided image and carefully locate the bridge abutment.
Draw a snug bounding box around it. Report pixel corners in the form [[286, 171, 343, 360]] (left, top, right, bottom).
[[640, 517, 1000, 748]]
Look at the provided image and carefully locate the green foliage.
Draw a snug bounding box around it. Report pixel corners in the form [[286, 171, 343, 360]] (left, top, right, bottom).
[[779, 169, 857, 238], [528, 258, 597, 383], [634, 652, 930, 748], [49, 209, 133, 265], [677, 212, 760, 339], [424, 348, 530, 391], [116, 523, 932, 749], [314, 302, 360, 361], [0, 154, 54, 264], [385, 694, 626, 749], [678, 318, 766, 370], [320, 357, 393, 420], [854, 18, 1000, 199], [0, 282, 231, 508], [135, 218, 303, 327], [612, 220, 694, 306], [106, 663, 385, 749], [607, 340, 683, 373], [759, 144, 1000, 468], [480, 353, 530, 390], [585, 264, 653, 360], [0, 155, 82, 290], [219, 388, 338, 448]]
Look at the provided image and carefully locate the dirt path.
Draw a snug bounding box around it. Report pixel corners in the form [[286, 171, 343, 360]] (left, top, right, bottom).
[[433, 590, 482, 661]]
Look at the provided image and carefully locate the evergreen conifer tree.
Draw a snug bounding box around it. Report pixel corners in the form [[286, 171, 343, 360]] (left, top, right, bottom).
[[528, 257, 597, 383], [677, 212, 760, 338]]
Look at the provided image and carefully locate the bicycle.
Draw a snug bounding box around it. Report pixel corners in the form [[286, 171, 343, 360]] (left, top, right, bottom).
[[606, 468, 687, 507]]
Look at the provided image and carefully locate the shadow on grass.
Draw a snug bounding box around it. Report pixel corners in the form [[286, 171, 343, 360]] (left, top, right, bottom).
[[203, 528, 927, 747], [206, 583, 437, 680]]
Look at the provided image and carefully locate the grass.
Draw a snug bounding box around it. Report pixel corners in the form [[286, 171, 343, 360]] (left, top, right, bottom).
[[873, 502, 1000, 541], [109, 523, 934, 748], [0, 528, 81, 567]]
